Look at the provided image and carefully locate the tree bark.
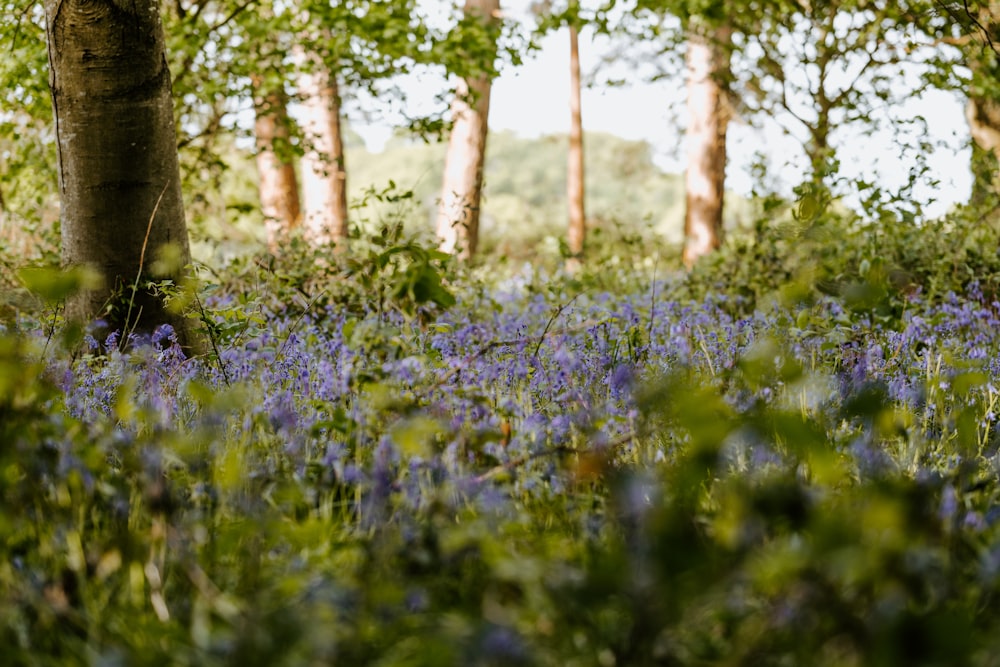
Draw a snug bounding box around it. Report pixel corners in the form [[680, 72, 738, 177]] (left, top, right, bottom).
[[566, 23, 585, 274], [252, 77, 301, 251], [45, 0, 198, 349], [682, 24, 731, 269], [964, 93, 1000, 217], [970, 131, 999, 210], [0, 179, 6, 235], [295, 48, 348, 247], [436, 0, 500, 261], [959, 1, 1000, 212]]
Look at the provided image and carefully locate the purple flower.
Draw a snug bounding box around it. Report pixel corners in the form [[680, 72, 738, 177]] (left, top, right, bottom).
[[939, 484, 958, 523], [964, 511, 987, 532], [609, 363, 634, 399], [151, 323, 176, 349], [477, 625, 529, 663]]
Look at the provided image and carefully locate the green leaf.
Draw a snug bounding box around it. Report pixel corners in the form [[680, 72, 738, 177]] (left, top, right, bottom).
[[18, 266, 102, 303], [391, 414, 445, 458]]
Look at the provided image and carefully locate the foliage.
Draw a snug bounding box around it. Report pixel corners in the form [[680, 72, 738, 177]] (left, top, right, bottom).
[[0, 0, 58, 235], [730, 0, 960, 194], [193, 218, 458, 370], [6, 207, 1000, 662], [683, 186, 1000, 325], [603, 0, 965, 200]]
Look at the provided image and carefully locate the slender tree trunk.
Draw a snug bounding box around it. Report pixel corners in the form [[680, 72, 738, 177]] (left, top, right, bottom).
[[682, 24, 731, 269], [252, 78, 301, 251], [45, 0, 198, 349], [566, 23, 585, 274], [436, 0, 500, 261], [806, 100, 834, 194], [295, 48, 348, 247]]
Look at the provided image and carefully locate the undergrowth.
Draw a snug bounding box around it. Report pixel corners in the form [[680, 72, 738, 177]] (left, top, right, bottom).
[[4, 207, 1000, 665]]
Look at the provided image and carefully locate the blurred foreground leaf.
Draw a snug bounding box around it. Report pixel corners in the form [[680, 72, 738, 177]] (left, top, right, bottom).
[[18, 265, 102, 303]]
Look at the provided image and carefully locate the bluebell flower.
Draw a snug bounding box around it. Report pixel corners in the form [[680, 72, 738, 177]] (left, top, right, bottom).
[[965, 511, 987, 532], [476, 625, 529, 664], [939, 484, 958, 523], [151, 323, 175, 349]]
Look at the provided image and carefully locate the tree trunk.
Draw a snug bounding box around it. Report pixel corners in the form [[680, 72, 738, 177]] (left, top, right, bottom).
[[436, 0, 500, 261], [965, 95, 1000, 210], [805, 92, 834, 195], [295, 48, 348, 247], [962, 1, 1000, 213], [252, 77, 301, 251], [45, 0, 198, 350], [0, 180, 6, 235], [969, 134, 999, 211], [682, 24, 731, 269], [566, 23, 585, 274]]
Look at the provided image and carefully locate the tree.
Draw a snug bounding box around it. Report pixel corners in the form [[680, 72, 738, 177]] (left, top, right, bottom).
[[436, 0, 502, 260], [294, 44, 349, 246], [968, 96, 1000, 209], [613, 0, 950, 262], [566, 17, 586, 272], [734, 1, 944, 199], [609, 0, 734, 266], [529, 0, 592, 270], [938, 1, 1000, 210], [682, 21, 731, 268], [252, 75, 302, 250], [269, 0, 432, 249], [44, 0, 197, 348]]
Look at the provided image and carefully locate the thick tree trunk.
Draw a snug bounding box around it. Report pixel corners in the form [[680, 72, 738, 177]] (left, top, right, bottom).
[[954, 5, 1000, 212], [965, 94, 1000, 219], [45, 0, 197, 349], [295, 48, 348, 247], [566, 24, 585, 274], [682, 25, 730, 269], [252, 78, 301, 251], [969, 136, 999, 210], [436, 0, 500, 261]]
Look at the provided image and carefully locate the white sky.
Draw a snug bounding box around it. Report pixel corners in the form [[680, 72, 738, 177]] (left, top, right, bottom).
[[349, 2, 974, 218]]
